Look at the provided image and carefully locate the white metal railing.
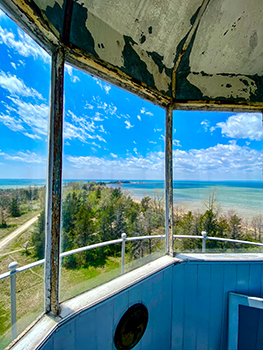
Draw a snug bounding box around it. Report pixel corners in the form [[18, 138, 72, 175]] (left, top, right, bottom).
[[1, 231, 263, 341]]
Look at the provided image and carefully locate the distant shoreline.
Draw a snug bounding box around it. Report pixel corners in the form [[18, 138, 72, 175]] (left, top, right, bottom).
[[0, 179, 262, 220]]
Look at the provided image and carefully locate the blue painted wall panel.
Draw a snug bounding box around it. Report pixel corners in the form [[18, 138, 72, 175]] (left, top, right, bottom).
[[36, 259, 263, 350], [256, 307, 263, 350], [127, 283, 143, 350], [172, 264, 185, 350], [222, 264, 237, 349], [208, 264, 224, 350], [112, 289, 129, 350], [128, 283, 142, 306], [196, 264, 211, 350], [53, 320, 75, 350], [150, 269, 172, 349], [236, 264, 249, 295], [41, 337, 53, 350], [183, 264, 198, 350], [96, 300, 114, 350], [162, 267, 173, 348], [75, 309, 97, 350], [140, 274, 155, 350], [249, 264, 262, 297]]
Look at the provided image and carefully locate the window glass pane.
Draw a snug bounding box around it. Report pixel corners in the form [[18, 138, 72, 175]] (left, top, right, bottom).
[[60, 68, 165, 302], [173, 111, 263, 253], [0, 9, 50, 348]]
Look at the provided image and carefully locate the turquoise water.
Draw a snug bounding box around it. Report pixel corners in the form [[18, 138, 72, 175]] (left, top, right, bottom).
[[109, 180, 263, 220], [0, 179, 262, 219]]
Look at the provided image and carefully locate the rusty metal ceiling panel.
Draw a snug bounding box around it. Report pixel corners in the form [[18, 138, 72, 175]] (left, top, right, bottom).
[[176, 0, 263, 105]]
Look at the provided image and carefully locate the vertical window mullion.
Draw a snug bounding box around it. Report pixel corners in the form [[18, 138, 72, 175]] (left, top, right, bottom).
[[44, 46, 65, 315]]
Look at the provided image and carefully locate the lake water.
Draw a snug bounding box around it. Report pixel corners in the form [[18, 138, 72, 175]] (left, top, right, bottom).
[[0, 179, 262, 220], [108, 180, 263, 220]]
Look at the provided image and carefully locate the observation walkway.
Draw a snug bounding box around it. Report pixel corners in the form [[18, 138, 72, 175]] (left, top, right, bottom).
[[1, 234, 263, 350]]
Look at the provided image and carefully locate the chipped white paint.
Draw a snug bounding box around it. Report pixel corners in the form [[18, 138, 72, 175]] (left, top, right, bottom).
[[190, 0, 263, 75], [84, 9, 125, 68], [34, 0, 64, 11], [187, 73, 257, 100], [77, 0, 203, 77], [132, 46, 171, 92]]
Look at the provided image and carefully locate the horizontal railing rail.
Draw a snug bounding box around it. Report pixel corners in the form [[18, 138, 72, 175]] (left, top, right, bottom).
[[1, 232, 263, 281], [1, 231, 263, 341]]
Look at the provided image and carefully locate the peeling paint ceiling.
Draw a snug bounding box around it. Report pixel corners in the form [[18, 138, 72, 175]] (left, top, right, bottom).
[[0, 0, 263, 110]]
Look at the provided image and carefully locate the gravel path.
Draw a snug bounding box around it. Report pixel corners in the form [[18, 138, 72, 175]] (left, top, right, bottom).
[[0, 214, 40, 250]]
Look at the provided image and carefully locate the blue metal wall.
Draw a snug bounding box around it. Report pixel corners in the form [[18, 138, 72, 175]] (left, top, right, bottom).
[[39, 260, 263, 350]]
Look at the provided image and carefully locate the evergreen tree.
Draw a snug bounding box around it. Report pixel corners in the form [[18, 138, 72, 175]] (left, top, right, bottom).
[[32, 210, 45, 259], [9, 197, 21, 217]]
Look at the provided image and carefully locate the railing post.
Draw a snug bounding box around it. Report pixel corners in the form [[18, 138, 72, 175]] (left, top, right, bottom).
[[9, 261, 18, 341], [121, 233, 126, 274], [201, 231, 207, 253]]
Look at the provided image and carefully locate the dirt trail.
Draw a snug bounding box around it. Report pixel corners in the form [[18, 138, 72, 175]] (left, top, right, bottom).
[[0, 214, 40, 250]]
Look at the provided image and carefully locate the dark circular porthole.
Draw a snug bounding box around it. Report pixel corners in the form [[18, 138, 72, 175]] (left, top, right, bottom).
[[114, 303, 148, 350]]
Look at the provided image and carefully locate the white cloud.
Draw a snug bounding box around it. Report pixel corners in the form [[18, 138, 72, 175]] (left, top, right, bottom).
[[66, 141, 262, 180], [110, 153, 117, 158], [172, 141, 262, 175], [68, 111, 95, 133], [99, 125, 106, 133], [133, 141, 136, 144], [93, 112, 104, 121], [0, 71, 43, 99], [104, 85, 111, 94], [217, 113, 262, 140], [11, 62, 16, 69], [0, 114, 24, 131], [210, 126, 216, 133], [0, 150, 46, 164], [7, 97, 48, 135], [85, 103, 94, 110], [149, 141, 157, 144], [140, 107, 153, 116], [201, 119, 210, 132], [72, 76, 80, 83], [125, 120, 134, 129], [64, 120, 106, 144], [173, 139, 181, 147], [93, 77, 111, 94], [137, 115, 141, 121], [23, 133, 41, 140], [65, 64, 79, 83], [91, 142, 101, 148], [0, 26, 49, 63]]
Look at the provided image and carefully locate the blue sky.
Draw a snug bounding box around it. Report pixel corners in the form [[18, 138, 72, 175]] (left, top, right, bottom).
[[0, 9, 262, 181]]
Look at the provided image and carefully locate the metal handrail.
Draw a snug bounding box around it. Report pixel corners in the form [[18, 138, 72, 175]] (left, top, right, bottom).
[[1, 232, 263, 281], [1, 231, 263, 341]]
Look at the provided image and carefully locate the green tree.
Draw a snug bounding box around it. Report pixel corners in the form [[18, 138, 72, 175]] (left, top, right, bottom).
[[0, 194, 10, 226], [32, 210, 45, 259], [9, 197, 21, 217], [228, 214, 242, 240]]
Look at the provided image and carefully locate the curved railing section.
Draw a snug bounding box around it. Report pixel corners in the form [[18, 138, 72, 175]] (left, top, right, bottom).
[[1, 231, 263, 341]]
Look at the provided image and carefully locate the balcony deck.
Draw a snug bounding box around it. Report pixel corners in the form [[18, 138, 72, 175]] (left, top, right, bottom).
[[8, 253, 263, 350]]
